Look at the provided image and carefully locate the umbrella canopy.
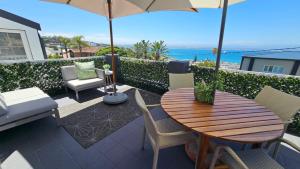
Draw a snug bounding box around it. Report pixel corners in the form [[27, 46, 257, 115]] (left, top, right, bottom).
[[44, 0, 243, 18], [43, 0, 245, 94]]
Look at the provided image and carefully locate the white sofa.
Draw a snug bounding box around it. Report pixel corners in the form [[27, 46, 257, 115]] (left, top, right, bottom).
[[0, 87, 59, 132], [61, 65, 106, 100]]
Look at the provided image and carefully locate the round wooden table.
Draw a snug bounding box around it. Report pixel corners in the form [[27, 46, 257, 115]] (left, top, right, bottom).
[[161, 88, 284, 169]]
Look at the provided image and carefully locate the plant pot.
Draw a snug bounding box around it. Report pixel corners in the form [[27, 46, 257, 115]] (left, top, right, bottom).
[[194, 87, 215, 105]]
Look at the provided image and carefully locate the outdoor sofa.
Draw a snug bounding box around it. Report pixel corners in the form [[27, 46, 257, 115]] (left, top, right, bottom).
[[0, 87, 60, 132], [61, 65, 106, 100]]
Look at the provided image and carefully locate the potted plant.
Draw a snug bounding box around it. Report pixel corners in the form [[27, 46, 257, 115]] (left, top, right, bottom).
[[194, 79, 224, 105], [103, 64, 111, 73]]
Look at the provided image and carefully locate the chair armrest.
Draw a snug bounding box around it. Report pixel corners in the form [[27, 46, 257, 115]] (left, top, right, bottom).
[[209, 146, 249, 169], [159, 130, 191, 137], [146, 104, 161, 108], [95, 68, 105, 79]]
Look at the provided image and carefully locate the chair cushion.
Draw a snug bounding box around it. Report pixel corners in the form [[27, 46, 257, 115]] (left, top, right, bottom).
[[0, 88, 58, 126], [222, 149, 284, 169], [75, 61, 97, 80], [61, 65, 77, 81], [0, 93, 8, 117], [66, 78, 104, 91]]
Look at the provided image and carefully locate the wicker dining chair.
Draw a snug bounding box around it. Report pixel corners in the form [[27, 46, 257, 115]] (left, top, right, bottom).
[[168, 73, 194, 90], [209, 137, 300, 169], [135, 89, 197, 169], [254, 86, 300, 157]]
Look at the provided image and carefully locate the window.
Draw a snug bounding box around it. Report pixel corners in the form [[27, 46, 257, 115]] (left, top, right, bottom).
[[263, 65, 284, 74], [0, 32, 27, 60]]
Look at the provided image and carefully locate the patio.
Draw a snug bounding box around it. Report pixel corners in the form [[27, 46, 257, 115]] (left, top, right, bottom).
[[0, 84, 299, 169]]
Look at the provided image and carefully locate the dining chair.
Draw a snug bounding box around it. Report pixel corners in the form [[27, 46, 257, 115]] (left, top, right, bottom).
[[209, 137, 300, 169], [254, 86, 300, 157], [168, 73, 194, 90], [135, 89, 197, 169]]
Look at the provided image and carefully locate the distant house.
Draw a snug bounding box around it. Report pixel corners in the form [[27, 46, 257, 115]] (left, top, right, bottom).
[[240, 52, 300, 76], [0, 9, 46, 61], [69, 47, 101, 57]]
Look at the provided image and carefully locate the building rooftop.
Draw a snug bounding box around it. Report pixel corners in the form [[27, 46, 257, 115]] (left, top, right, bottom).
[[243, 51, 300, 61], [0, 9, 41, 30]]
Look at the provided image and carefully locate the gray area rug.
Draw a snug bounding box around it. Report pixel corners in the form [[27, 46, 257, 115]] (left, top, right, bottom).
[[61, 88, 161, 148]]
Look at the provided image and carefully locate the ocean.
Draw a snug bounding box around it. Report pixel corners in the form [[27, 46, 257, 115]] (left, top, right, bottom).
[[167, 49, 244, 64]]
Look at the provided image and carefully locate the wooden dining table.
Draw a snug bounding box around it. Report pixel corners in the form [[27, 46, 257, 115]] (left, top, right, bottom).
[[161, 88, 284, 169]]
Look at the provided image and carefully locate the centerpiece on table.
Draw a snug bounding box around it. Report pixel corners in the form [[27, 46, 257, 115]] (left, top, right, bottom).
[[194, 78, 224, 105]]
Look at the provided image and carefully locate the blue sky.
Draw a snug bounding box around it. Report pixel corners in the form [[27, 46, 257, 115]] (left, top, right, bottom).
[[1, 0, 300, 49]]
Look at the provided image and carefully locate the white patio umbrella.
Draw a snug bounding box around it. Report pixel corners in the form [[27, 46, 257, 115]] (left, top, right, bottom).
[[42, 0, 244, 102]]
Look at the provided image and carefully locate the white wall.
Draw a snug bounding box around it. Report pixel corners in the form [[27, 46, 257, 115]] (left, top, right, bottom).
[[252, 59, 294, 75], [240, 57, 250, 70], [0, 17, 44, 60], [296, 66, 300, 76]]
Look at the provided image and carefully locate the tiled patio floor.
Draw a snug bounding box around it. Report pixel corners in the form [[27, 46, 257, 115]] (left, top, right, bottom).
[[0, 86, 299, 169]]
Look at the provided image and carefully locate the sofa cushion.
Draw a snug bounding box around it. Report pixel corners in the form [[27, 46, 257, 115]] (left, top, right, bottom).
[[75, 61, 97, 80], [2, 87, 44, 104], [0, 88, 58, 126], [67, 78, 104, 91], [0, 93, 8, 117], [61, 65, 77, 81]]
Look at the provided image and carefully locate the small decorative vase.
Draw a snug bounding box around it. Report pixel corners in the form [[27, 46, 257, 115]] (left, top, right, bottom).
[[105, 69, 109, 74]]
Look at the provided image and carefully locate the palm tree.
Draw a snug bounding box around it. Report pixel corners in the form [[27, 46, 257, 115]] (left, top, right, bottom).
[[151, 41, 168, 60], [140, 40, 150, 59], [133, 42, 144, 58], [59, 36, 71, 58], [72, 36, 89, 57]]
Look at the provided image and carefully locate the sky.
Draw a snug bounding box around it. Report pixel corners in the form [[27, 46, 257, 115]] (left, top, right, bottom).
[[1, 0, 300, 49]]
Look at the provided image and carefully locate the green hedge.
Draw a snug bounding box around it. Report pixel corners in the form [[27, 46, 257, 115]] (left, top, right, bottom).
[[118, 58, 169, 94], [192, 65, 300, 99], [0, 57, 105, 95]]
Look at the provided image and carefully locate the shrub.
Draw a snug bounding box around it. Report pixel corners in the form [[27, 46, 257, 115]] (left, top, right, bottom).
[[48, 54, 62, 59], [195, 60, 216, 68], [96, 47, 128, 57]]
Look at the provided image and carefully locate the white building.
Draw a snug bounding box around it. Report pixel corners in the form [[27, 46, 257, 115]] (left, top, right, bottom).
[[0, 9, 46, 61], [240, 52, 300, 76]]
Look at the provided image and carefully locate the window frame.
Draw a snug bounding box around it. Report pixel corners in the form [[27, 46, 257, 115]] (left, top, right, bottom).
[[263, 65, 284, 74], [0, 29, 32, 60]]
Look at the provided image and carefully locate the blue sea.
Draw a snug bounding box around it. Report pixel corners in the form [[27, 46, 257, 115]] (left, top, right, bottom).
[[167, 49, 244, 64]]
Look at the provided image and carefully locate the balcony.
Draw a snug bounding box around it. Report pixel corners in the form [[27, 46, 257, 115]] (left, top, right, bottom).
[[0, 57, 299, 169]]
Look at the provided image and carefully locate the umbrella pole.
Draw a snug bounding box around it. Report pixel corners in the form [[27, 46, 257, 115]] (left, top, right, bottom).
[[215, 0, 229, 72], [107, 0, 117, 93]]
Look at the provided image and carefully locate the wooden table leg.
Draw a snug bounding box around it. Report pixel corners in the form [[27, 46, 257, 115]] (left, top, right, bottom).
[[196, 135, 209, 169]]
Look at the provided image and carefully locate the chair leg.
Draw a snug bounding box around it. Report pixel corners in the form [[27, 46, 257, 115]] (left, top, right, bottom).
[[54, 109, 61, 126], [142, 127, 146, 150], [75, 91, 79, 100], [104, 85, 107, 93], [152, 147, 160, 169], [272, 142, 281, 159]]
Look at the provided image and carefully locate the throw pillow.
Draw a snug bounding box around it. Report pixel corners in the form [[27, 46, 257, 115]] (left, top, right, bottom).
[[75, 61, 97, 80]]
